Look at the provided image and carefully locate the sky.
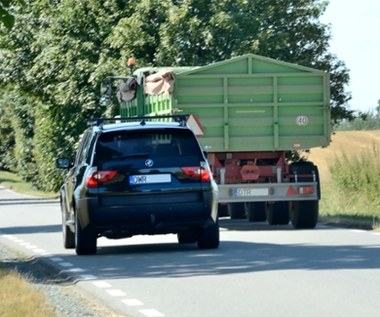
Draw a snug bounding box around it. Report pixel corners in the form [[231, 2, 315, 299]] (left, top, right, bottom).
[[321, 0, 380, 113]]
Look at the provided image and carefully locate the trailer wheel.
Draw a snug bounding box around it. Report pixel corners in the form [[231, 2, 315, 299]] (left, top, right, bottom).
[[291, 200, 319, 229], [227, 203, 246, 219], [218, 203, 229, 217], [289, 161, 321, 199], [289, 161, 320, 229], [266, 201, 289, 225], [245, 202, 267, 222]]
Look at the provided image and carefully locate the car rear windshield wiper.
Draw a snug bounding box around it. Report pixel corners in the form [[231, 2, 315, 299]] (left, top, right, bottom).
[[113, 153, 151, 159]]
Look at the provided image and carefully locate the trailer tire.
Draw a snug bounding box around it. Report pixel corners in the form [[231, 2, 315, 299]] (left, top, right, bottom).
[[289, 161, 320, 229], [266, 201, 289, 225], [291, 200, 319, 229], [227, 203, 246, 219], [245, 202, 267, 222], [218, 203, 229, 217], [289, 161, 321, 199]]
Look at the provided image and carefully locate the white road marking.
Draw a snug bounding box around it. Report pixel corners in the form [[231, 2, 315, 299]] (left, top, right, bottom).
[[33, 248, 48, 254], [79, 274, 97, 280], [106, 289, 127, 297], [139, 308, 165, 317], [92, 281, 112, 288], [66, 268, 85, 273], [121, 299, 144, 306], [20, 242, 32, 247], [3, 234, 16, 240], [58, 262, 74, 267], [25, 245, 38, 249]]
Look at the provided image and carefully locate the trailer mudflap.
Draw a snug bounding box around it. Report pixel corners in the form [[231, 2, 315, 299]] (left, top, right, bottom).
[[217, 182, 318, 203]]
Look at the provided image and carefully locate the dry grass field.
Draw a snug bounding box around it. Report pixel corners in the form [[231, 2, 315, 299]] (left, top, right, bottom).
[[306, 130, 380, 182], [305, 130, 380, 228]]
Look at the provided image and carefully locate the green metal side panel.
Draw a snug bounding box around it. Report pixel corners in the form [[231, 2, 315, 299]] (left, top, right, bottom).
[[123, 54, 331, 152]]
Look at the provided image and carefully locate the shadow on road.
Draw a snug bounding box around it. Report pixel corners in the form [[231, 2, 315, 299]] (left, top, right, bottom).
[[0, 224, 61, 235], [46, 228, 380, 284], [1, 218, 380, 286]]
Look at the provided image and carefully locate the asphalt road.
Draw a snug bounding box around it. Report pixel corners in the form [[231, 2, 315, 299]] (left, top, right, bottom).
[[1, 186, 380, 317]]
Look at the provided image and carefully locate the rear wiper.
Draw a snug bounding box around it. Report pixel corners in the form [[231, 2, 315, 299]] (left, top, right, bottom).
[[113, 153, 150, 159]]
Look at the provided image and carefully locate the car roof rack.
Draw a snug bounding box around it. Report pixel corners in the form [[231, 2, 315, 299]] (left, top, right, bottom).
[[87, 114, 188, 129]]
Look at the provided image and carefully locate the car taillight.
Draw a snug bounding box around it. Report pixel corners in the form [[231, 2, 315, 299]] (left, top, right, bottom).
[[86, 170, 118, 188], [181, 166, 211, 183]]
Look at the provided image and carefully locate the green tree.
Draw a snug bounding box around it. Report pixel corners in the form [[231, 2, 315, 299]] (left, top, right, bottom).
[[0, 0, 25, 29], [109, 0, 351, 122], [0, 0, 354, 191], [0, 0, 130, 190]]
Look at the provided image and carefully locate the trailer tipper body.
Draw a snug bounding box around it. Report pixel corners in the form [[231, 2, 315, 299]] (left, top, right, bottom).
[[105, 54, 330, 228]]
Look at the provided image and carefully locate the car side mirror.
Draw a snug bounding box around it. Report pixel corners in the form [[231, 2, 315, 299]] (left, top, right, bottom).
[[56, 158, 72, 169]]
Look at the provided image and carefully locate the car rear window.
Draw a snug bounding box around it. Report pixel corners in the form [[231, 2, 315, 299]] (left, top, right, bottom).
[[95, 128, 203, 162]]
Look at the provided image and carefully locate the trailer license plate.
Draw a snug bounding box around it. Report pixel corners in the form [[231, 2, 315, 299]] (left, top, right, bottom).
[[129, 174, 171, 185], [233, 188, 269, 197]]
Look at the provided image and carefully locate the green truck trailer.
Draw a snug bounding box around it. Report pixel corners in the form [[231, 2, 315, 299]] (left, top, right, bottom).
[[101, 54, 331, 229]]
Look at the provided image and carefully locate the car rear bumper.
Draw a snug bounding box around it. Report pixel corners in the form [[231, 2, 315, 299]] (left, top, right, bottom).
[[76, 190, 217, 238]]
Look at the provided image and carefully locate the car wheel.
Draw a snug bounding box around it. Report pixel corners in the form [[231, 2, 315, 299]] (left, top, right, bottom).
[[197, 221, 220, 249], [61, 202, 75, 249], [177, 229, 198, 244], [75, 211, 97, 255]]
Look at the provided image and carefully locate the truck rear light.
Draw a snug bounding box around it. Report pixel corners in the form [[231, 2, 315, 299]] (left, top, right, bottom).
[[181, 166, 211, 182], [298, 186, 314, 195], [86, 170, 118, 188]]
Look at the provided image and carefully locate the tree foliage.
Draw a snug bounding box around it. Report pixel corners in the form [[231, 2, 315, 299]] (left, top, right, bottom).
[[337, 100, 380, 131], [0, 0, 353, 191], [0, 0, 25, 29]]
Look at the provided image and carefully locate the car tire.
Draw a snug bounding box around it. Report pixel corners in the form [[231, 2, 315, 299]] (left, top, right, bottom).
[[197, 221, 220, 249], [177, 229, 198, 244], [61, 202, 75, 249], [75, 211, 97, 255]]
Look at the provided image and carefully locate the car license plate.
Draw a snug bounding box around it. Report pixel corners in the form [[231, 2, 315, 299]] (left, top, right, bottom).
[[233, 188, 269, 197], [129, 174, 171, 185]]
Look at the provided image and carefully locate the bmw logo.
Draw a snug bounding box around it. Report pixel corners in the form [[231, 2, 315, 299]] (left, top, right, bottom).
[[145, 159, 154, 167]]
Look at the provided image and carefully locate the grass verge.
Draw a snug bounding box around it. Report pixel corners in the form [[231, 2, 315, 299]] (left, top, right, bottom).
[[0, 171, 59, 316], [0, 170, 58, 198], [319, 145, 380, 231], [0, 267, 56, 317]]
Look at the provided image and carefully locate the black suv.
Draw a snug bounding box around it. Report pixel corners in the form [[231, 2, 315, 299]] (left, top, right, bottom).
[[56, 116, 219, 255]]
